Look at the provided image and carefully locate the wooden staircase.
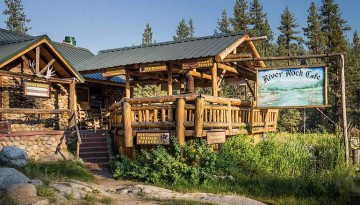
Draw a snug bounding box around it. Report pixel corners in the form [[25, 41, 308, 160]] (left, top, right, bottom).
[[79, 130, 113, 166]]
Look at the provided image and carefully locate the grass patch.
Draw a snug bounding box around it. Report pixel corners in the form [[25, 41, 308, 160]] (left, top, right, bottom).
[[111, 133, 360, 205], [21, 160, 96, 183], [36, 185, 55, 198]]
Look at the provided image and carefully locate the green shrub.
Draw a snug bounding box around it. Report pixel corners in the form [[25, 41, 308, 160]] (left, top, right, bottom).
[[112, 138, 217, 185]]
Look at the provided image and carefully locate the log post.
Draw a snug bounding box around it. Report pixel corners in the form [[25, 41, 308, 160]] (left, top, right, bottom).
[[194, 97, 205, 137], [35, 46, 40, 73], [69, 80, 76, 113], [212, 63, 218, 96], [175, 98, 185, 145], [227, 102, 232, 135], [125, 69, 131, 98], [123, 102, 133, 147], [168, 65, 173, 96]]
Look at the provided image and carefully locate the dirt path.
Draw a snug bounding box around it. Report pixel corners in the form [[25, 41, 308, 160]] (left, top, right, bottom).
[[87, 167, 265, 205]]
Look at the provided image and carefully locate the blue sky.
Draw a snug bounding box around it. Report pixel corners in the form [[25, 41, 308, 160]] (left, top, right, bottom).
[[0, 0, 358, 54]]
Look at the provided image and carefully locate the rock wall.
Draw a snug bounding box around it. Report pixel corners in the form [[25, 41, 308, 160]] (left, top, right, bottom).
[[1, 75, 69, 131], [0, 133, 67, 160]]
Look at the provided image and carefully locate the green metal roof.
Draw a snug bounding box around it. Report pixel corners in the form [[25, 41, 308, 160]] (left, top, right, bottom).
[[0, 29, 94, 82], [75, 32, 247, 71], [53, 42, 94, 67]]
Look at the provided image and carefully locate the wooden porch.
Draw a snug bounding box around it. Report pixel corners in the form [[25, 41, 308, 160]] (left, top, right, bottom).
[[109, 94, 278, 154]]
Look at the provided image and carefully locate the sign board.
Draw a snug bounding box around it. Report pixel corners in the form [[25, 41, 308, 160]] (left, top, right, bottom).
[[103, 67, 125, 77], [0, 122, 10, 134], [140, 63, 167, 73], [206, 132, 226, 144], [182, 58, 214, 70], [256, 66, 327, 108], [351, 137, 359, 150], [136, 132, 170, 145], [23, 81, 50, 98]]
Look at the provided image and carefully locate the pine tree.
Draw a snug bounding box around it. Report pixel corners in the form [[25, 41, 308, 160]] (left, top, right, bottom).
[[189, 18, 195, 38], [230, 0, 250, 32], [3, 0, 31, 34], [249, 0, 274, 56], [346, 31, 360, 127], [320, 0, 351, 130], [173, 18, 191, 40], [142, 23, 153, 45], [303, 2, 325, 56], [277, 6, 303, 63], [215, 9, 232, 34]]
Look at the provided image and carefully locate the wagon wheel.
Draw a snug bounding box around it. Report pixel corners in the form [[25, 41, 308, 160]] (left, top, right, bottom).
[[21, 103, 41, 125]]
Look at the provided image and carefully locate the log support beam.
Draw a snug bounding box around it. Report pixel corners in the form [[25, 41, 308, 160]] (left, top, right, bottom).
[[175, 98, 185, 145], [212, 63, 218, 96], [168, 65, 173, 95], [125, 69, 131, 97], [194, 97, 205, 137], [123, 101, 133, 147]]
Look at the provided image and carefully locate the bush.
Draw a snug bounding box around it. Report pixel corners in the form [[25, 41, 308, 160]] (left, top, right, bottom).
[[112, 138, 217, 185]]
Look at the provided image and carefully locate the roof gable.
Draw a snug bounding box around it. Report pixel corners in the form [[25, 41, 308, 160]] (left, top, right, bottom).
[[0, 29, 85, 82]]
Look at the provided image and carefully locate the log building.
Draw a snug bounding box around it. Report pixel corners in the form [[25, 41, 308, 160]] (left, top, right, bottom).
[[0, 29, 123, 159], [75, 33, 279, 157]]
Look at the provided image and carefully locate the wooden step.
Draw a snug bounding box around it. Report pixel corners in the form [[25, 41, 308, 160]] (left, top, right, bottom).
[[80, 146, 108, 152], [80, 137, 107, 143], [80, 151, 109, 158], [80, 141, 107, 148]]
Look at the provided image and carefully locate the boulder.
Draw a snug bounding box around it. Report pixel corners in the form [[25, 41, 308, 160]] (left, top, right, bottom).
[[0, 168, 30, 190], [7, 183, 49, 205], [0, 146, 29, 168]]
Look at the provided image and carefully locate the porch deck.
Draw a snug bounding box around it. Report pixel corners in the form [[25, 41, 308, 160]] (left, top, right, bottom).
[[109, 94, 278, 154]]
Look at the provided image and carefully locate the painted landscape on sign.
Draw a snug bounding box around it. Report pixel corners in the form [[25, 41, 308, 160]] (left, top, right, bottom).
[[257, 67, 326, 107]]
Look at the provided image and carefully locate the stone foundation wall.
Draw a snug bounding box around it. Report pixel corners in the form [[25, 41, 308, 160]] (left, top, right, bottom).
[[0, 132, 67, 160], [1, 75, 69, 131]]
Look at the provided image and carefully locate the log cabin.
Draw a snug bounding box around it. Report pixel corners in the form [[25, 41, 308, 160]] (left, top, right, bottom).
[[74, 32, 279, 157], [0, 29, 124, 159]]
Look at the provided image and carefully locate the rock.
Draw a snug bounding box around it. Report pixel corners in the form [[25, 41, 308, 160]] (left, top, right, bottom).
[[7, 183, 49, 205], [0, 146, 29, 168], [0, 168, 30, 190], [28, 179, 44, 186]]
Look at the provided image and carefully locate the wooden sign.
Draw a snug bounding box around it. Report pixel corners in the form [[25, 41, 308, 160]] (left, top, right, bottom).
[[256, 65, 328, 108], [103, 67, 125, 77], [182, 58, 214, 70], [0, 122, 10, 134], [206, 132, 226, 144], [351, 137, 359, 150], [24, 81, 50, 98], [137, 132, 170, 145], [140, 63, 167, 73]]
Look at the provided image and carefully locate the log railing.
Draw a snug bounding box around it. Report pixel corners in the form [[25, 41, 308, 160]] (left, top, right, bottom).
[[109, 94, 278, 148]]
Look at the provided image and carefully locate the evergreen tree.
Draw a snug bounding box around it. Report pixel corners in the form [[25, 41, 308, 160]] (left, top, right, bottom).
[[173, 18, 191, 40], [189, 18, 195, 38], [249, 0, 274, 56], [215, 9, 231, 34], [3, 0, 30, 34], [142, 23, 153, 45], [277, 6, 302, 58], [303, 2, 325, 56], [346, 31, 360, 127], [230, 0, 250, 32], [320, 0, 351, 130]]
